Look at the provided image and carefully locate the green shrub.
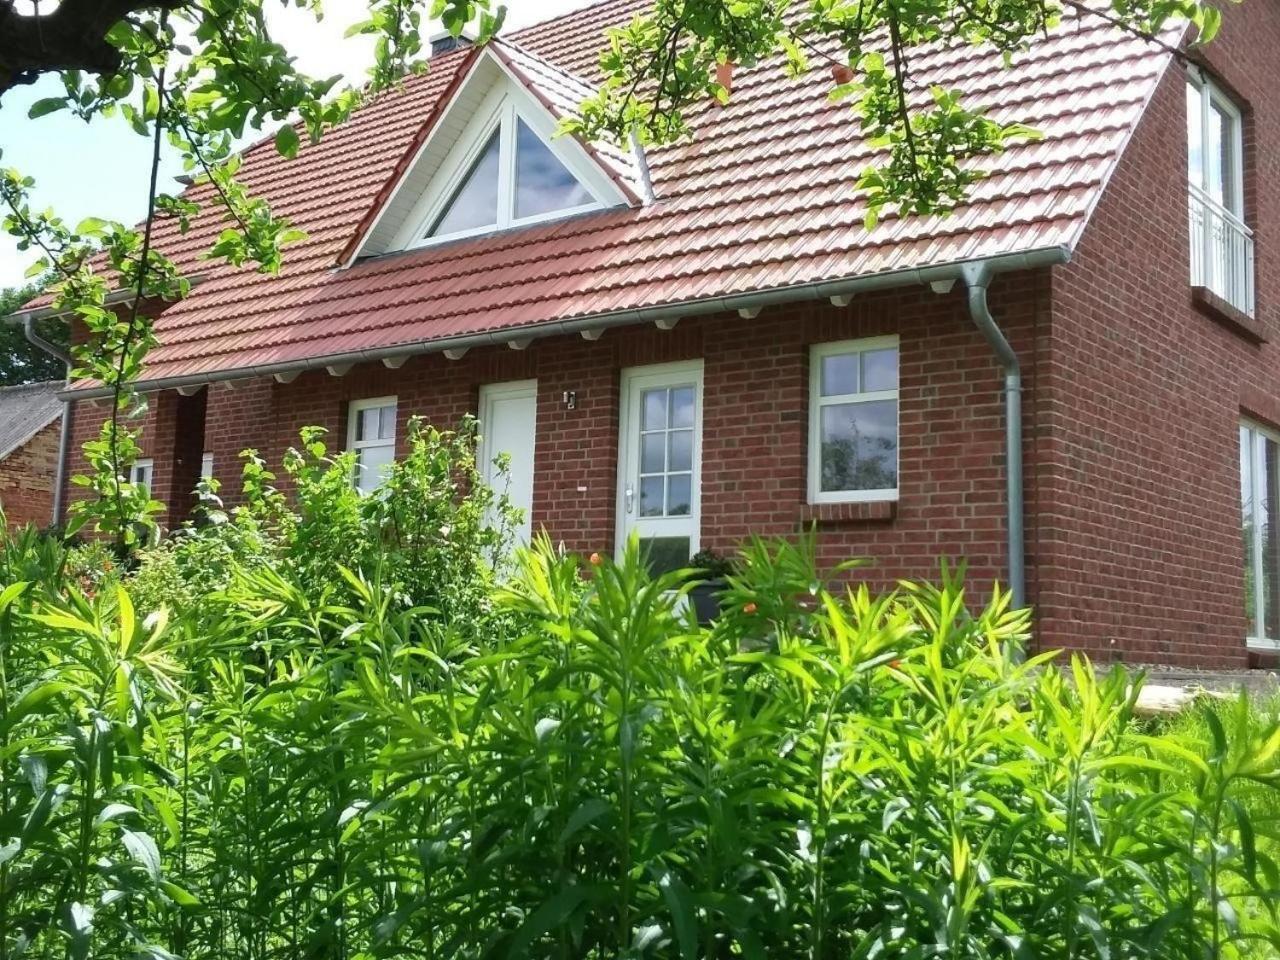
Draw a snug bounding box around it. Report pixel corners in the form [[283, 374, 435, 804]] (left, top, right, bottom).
[[2, 521, 1279, 958]]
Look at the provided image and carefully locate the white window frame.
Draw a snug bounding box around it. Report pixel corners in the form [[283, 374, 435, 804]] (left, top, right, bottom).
[[1187, 71, 1246, 217], [808, 336, 900, 505], [347, 396, 398, 495], [1241, 419, 1278, 649], [403, 89, 605, 250], [130, 458, 154, 493]]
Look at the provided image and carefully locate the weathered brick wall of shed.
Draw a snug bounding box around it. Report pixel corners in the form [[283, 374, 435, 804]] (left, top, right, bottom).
[[1, 420, 60, 531]]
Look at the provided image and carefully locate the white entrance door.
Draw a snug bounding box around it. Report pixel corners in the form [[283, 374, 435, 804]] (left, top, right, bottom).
[[479, 380, 538, 546], [617, 360, 703, 573]]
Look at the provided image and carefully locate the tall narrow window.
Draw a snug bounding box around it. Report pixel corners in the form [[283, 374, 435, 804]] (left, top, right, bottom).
[[1187, 74, 1253, 316], [809, 338, 899, 503], [348, 397, 397, 495], [1242, 421, 1280, 647]]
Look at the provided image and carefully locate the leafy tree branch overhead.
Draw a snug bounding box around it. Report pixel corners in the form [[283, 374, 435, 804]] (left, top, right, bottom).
[[0, 0, 1228, 549]]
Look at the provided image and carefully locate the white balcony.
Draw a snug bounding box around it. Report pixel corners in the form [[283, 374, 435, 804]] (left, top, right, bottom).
[[1189, 182, 1255, 317]]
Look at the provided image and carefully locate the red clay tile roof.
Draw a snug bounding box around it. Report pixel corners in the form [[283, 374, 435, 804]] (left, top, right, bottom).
[[68, 0, 1179, 389]]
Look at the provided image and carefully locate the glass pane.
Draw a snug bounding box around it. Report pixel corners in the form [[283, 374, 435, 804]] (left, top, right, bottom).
[[379, 404, 396, 441], [669, 430, 693, 472], [862, 348, 898, 392], [642, 389, 667, 432], [1243, 427, 1256, 636], [667, 474, 691, 516], [1264, 436, 1279, 640], [1207, 102, 1228, 206], [639, 536, 691, 577], [1187, 82, 1203, 186], [358, 407, 379, 443], [641, 433, 665, 474], [820, 399, 898, 493], [670, 387, 695, 428], [356, 443, 395, 494], [821, 352, 858, 397], [514, 119, 594, 220], [639, 476, 664, 517], [428, 129, 501, 237]]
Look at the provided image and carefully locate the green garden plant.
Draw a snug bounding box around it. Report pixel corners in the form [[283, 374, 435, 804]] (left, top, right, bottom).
[[1, 486, 1279, 958]]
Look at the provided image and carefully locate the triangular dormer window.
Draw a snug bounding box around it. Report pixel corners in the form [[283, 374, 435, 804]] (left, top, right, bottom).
[[346, 42, 649, 263], [415, 100, 604, 246]]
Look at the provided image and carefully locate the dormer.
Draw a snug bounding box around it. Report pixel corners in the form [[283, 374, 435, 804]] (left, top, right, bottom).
[[344, 39, 650, 264]]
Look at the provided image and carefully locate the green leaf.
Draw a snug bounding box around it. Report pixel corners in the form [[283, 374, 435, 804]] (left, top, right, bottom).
[[121, 829, 162, 881], [28, 98, 66, 118], [657, 870, 697, 960], [276, 125, 300, 159], [0, 681, 73, 737], [159, 880, 200, 907], [506, 884, 594, 957], [558, 798, 612, 849]]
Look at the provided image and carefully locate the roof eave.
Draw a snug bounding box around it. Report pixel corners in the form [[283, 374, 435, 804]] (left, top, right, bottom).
[[64, 244, 1072, 401]]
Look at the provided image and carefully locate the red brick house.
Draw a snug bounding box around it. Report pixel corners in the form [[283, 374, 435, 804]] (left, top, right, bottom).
[[0, 381, 62, 531], [13, 0, 1280, 666]]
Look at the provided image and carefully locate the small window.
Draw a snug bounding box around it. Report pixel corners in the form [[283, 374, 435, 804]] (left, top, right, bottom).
[[348, 398, 397, 495], [1241, 421, 1279, 647], [130, 459, 154, 494], [1187, 73, 1253, 315], [418, 101, 601, 245], [808, 338, 899, 504]]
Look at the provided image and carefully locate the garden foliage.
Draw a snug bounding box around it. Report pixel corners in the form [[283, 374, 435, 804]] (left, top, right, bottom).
[[1, 424, 1279, 959]]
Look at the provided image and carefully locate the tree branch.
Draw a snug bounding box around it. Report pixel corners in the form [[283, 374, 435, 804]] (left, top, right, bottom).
[[0, 0, 187, 96]]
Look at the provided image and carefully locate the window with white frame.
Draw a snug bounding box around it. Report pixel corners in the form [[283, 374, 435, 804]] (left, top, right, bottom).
[[1241, 420, 1280, 646], [130, 459, 154, 494], [1187, 73, 1253, 316], [348, 398, 397, 495], [808, 338, 899, 503], [419, 100, 600, 245]]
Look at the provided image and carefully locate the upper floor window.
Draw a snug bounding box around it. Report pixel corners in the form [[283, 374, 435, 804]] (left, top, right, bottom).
[[808, 337, 899, 504], [348, 397, 397, 495], [421, 101, 600, 245], [1187, 74, 1254, 316]]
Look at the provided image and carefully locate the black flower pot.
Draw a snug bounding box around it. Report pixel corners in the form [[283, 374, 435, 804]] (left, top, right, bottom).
[[689, 579, 727, 625]]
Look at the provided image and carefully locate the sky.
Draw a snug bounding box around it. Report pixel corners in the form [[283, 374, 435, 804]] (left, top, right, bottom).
[[0, 0, 597, 288]]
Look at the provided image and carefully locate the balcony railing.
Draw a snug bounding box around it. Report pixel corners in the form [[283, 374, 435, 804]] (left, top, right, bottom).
[[1189, 182, 1255, 317]]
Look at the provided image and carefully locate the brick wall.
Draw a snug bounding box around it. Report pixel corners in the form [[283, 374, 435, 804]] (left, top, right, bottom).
[[1038, 2, 1280, 667], [1, 420, 60, 530], [66, 275, 1050, 606]]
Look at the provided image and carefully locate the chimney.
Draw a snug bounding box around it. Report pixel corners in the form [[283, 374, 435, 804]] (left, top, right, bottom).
[[429, 27, 476, 58]]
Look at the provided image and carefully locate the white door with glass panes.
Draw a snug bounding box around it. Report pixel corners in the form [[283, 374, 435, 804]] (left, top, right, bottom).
[[617, 361, 702, 574], [479, 380, 538, 546]]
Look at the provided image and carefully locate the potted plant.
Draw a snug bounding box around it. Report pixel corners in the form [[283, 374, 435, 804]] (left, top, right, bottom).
[[688, 548, 736, 624]]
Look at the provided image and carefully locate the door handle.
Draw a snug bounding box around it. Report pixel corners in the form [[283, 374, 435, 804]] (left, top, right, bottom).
[[625, 484, 635, 514]]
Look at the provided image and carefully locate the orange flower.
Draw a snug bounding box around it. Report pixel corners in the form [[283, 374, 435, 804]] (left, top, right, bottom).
[[588, 552, 602, 566], [889, 659, 903, 670], [743, 602, 758, 614]]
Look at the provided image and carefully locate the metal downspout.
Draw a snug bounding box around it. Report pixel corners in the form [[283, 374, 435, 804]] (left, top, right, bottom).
[[960, 263, 1026, 611], [23, 317, 75, 528]]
